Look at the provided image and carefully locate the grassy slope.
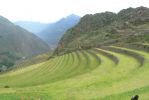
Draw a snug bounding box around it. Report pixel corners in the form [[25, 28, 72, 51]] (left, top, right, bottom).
[[0, 46, 148, 100]]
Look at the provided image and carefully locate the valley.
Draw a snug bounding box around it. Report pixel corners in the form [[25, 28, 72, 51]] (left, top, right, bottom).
[[0, 6, 149, 100]]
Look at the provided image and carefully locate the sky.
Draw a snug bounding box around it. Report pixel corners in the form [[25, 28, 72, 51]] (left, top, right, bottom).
[[0, 0, 149, 23]]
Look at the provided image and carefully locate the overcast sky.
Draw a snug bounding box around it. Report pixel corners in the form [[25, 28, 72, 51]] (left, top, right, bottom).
[[0, 0, 149, 23]]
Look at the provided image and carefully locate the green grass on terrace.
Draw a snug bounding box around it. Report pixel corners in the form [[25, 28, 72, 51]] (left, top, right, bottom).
[[0, 46, 149, 100]]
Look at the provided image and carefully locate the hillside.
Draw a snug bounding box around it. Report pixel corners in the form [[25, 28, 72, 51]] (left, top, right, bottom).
[[0, 44, 149, 99], [1, 6, 149, 100], [37, 14, 80, 48], [0, 16, 50, 70], [15, 21, 48, 33], [59, 7, 149, 53]]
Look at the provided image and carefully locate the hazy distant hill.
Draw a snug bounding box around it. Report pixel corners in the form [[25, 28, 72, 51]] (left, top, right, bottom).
[[15, 21, 48, 33], [0, 16, 50, 70], [58, 6, 149, 53], [37, 14, 80, 48]]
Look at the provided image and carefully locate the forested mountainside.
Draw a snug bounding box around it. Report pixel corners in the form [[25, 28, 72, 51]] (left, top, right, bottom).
[[0, 16, 50, 70], [58, 6, 149, 53]]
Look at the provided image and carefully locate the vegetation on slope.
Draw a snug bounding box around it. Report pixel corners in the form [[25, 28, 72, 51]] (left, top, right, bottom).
[[0, 6, 149, 100], [58, 6, 149, 54], [0, 16, 51, 70], [0, 52, 20, 71], [0, 45, 148, 99]]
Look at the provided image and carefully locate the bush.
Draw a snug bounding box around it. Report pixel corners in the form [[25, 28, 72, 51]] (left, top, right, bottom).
[[4, 85, 10, 88]]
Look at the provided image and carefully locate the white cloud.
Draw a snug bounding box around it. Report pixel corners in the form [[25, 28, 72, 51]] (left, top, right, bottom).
[[0, 0, 149, 23]]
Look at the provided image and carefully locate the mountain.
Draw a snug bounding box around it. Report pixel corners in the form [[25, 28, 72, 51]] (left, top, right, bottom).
[[0, 16, 50, 70], [15, 21, 48, 33], [57, 6, 149, 54], [36, 14, 80, 49]]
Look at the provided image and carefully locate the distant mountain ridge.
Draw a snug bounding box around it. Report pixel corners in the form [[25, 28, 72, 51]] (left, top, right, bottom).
[[0, 16, 51, 72], [15, 14, 80, 49], [36, 14, 80, 48], [0, 16, 50, 57], [0, 16, 50, 70], [15, 21, 48, 33]]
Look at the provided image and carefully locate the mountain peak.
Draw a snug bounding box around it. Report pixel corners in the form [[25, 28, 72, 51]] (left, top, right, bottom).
[[37, 14, 80, 48], [0, 16, 13, 25], [67, 14, 80, 17], [118, 6, 149, 23], [63, 14, 80, 20]]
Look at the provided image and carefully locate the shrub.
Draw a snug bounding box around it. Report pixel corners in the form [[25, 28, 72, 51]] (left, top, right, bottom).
[[4, 85, 10, 88]]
